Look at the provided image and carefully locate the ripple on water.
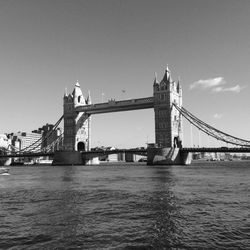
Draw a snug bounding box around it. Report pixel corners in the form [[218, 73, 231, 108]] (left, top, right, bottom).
[[0, 163, 249, 249]]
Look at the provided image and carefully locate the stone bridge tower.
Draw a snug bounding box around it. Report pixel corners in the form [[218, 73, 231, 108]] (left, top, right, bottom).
[[147, 66, 190, 165], [63, 82, 91, 152], [153, 66, 183, 148]]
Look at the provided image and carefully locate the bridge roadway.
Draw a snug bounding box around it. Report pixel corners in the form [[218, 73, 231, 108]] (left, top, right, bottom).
[[81, 148, 147, 157], [1, 147, 250, 159], [0, 149, 147, 158], [0, 152, 55, 158], [180, 147, 250, 153], [75, 97, 154, 114]]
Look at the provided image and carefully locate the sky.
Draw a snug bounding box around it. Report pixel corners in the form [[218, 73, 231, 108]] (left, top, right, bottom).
[[0, 0, 250, 148]]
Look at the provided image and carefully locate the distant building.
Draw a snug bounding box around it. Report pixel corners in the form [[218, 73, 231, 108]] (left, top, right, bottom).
[[9, 123, 63, 153], [32, 123, 63, 150], [10, 132, 42, 152]]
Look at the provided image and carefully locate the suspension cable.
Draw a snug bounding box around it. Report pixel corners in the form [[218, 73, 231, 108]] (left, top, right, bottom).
[[14, 115, 64, 154], [173, 103, 250, 147]]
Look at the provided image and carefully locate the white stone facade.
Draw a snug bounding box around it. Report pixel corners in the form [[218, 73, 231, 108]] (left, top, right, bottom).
[[63, 82, 91, 151]]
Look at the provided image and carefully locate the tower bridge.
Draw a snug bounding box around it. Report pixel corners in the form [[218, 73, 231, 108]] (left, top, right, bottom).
[[56, 65, 185, 165], [2, 65, 250, 166]]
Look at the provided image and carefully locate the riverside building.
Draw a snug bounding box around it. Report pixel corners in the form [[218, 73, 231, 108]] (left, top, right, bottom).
[[10, 132, 42, 152]]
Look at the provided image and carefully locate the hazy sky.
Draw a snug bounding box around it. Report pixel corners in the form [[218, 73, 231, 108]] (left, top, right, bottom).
[[0, 0, 250, 148]]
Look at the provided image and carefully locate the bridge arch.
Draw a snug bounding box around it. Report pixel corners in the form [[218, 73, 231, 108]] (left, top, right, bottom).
[[77, 142, 85, 151]]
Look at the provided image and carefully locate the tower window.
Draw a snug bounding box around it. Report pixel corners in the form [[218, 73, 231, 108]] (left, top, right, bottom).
[[78, 96, 81, 102]]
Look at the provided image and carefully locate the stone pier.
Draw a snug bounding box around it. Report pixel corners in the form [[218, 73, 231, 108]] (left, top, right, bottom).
[[147, 147, 192, 165]]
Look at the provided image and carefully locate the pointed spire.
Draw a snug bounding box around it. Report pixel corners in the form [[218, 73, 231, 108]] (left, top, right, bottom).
[[72, 80, 86, 106], [64, 87, 68, 97], [72, 80, 81, 96], [153, 72, 159, 85], [177, 76, 181, 93], [86, 90, 91, 104], [166, 64, 170, 72], [177, 79, 180, 92], [162, 64, 172, 83], [75, 80, 80, 87]]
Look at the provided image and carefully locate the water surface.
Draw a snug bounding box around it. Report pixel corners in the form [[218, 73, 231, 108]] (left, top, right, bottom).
[[0, 161, 249, 249]]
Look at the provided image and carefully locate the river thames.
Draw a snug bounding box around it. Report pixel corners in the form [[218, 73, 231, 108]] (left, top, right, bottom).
[[0, 161, 249, 249]]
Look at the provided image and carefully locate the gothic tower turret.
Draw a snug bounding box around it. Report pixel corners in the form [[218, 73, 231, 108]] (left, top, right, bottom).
[[153, 66, 183, 148], [63, 81, 91, 151]]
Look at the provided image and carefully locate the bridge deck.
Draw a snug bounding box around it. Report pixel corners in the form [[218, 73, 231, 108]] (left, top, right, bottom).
[[0, 149, 147, 158], [0, 152, 55, 158], [81, 149, 147, 155], [75, 97, 154, 114], [1, 147, 250, 159], [181, 147, 250, 153]]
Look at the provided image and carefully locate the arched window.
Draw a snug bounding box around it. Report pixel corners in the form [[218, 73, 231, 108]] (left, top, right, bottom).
[[77, 142, 85, 151], [78, 96, 81, 103]]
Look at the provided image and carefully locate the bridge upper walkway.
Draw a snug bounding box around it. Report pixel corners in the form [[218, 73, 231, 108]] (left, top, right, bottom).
[[75, 97, 154, 114]]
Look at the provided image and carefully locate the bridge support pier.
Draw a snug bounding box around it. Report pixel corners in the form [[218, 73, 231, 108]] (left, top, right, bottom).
[[125, 152, 136, 162], [52, 151, 102, 165], [147, 147, 192, 165], [52, 151, 85, 165]]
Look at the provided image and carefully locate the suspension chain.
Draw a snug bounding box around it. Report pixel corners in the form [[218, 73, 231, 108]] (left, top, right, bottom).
[[173, 103, 250, 147]]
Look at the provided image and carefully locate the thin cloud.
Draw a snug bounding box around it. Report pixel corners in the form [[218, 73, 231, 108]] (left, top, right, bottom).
[[191, 77, 245, 93], [190, 77, 225, 90], [212, 84, 245, 93], [213, 113, 223, 119]]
